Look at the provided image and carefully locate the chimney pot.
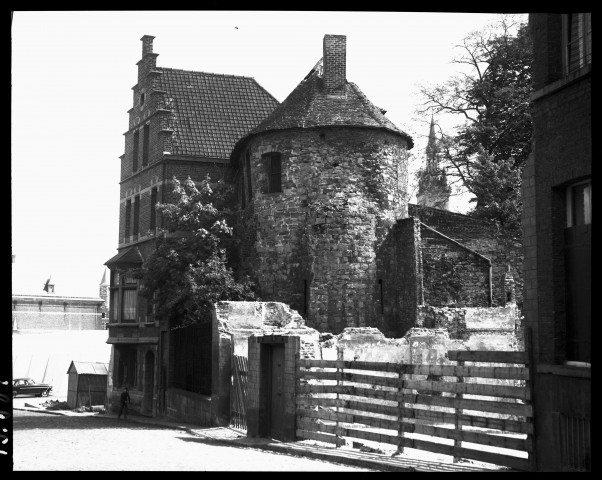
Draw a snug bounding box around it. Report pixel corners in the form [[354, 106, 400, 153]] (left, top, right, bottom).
[[141, 35, 155, 57], [323, 34, 347, 95]]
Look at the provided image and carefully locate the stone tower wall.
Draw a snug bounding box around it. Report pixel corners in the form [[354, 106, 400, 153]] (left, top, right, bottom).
[[236, 127, 409, 334]]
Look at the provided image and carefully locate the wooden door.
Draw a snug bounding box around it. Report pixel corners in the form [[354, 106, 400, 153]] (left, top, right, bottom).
[[268, 344, 285, 440]]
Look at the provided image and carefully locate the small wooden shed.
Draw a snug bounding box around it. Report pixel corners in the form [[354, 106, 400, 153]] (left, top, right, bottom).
[[67, 361, 109, 409]]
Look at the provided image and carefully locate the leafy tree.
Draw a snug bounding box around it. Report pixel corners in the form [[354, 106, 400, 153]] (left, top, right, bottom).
[[136, 175, 257, 328], [417, 15, 532, 234]]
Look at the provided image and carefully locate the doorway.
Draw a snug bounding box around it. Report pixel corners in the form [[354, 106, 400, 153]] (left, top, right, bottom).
[[267, 343, 285, 440], [143, 350, 155, 415]]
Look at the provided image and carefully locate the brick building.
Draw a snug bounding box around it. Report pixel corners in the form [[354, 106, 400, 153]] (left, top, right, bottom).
[[524, 13, 591, 471], [105, 33, 523, 424], [103, 35, 279, 417], [12, 271, 109, 332]]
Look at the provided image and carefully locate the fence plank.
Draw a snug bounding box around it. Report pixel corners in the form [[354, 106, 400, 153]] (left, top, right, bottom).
[[401, 393, 533, 418], [298, 370, 399, 388], [298, 384, 398, 401], [448, 350, 528, 364], [400, 408, 533, 434], [298, 410, 399, 431], [409, 364, 529, 380], [399, 437, 532, 471], [401, 422, 532, 452], [402, 379, 530, 400], [297, 359, 401, 373]]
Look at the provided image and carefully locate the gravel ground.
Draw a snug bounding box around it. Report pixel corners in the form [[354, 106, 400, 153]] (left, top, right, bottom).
[[11, 410, 376, 471]]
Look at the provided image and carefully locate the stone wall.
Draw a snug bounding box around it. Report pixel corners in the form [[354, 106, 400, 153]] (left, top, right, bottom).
[[409, 204, 523, 309], [235, 127, 410, 334]]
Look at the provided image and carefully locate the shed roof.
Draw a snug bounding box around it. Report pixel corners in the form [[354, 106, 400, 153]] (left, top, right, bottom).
[[67, 361, 109, 375]]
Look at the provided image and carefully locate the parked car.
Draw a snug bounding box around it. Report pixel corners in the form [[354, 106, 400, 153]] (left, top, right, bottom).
[[13, 378, 53, 398]]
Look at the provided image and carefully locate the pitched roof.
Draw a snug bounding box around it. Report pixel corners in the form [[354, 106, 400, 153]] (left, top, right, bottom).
[[155, 68, 280, 159], [104, 246, 143, 268], [231, 60, 413, 160], [67, 361, 109, 375]]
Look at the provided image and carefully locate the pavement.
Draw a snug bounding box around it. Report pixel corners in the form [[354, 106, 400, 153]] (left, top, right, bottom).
[[13, 404, 514, 472]]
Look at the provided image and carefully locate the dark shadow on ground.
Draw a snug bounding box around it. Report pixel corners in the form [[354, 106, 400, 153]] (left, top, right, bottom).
[[12, 411, 180, 431]]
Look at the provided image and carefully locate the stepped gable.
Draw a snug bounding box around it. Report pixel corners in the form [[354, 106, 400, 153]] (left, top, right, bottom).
[[155, 67, 279, 159], [231, 58, 413, 161]]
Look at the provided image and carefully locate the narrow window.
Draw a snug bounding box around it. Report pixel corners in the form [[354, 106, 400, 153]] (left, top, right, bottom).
[[379, 279, 384, 314], [121, 274, 138, 323], [140, 93, 145, 106], [133, 195, 140, 237], [245, 150, 253, 201], [304, 280, 309, 315], [239, 166, 246, 209], [142, 124, 150, 167], [566, 180, 592, 227], [150, 187, 158, 230], [124, 199, 132, 239], [564, 13, 592, 74], [266, 153, 282, 193], [132, 130, 139, 172]]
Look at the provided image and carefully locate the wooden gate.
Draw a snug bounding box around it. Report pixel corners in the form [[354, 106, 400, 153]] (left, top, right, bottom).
[[296, 350, 534, 471], [231, 354, 248, 431]]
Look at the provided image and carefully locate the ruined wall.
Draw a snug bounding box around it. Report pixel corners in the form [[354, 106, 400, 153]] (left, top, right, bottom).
[[419, 226, 491, 308], [409, 204, 523, 309], [236, 127, 410, 334], [375, 217, 422, 338]]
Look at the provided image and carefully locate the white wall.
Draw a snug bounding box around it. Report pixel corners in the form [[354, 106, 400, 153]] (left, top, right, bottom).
[[12, 330, 112, 398]]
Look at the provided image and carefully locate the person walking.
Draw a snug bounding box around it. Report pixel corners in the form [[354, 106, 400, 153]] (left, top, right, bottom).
[[118, 387, 130, 419]]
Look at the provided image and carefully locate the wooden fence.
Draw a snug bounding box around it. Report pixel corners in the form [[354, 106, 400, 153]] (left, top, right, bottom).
[[296, 350, 533, 471]]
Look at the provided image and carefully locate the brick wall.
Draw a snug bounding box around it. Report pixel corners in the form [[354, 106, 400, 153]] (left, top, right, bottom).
[[323, 35, 346, 95], [235, 127, 410, 334]]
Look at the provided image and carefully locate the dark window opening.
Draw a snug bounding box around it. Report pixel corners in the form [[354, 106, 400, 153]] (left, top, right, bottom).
[[304, 280, 309, 316], [564, 180, 591, 363], [140, 93, 145, 105], [266, 153, 282, 193], [150, 187, 158, 230], [379, 279, 384, 314], [142, 124, 150, 167], [132, 130, 139, 172], [170, 322, 212, 395], [565, 13, 591, 74], [116, 345, 137, 388], [245, 150, 253, 201], [124, 199, 132, 239], [133, 196, 140, 237], [239, 166, 246, 209]]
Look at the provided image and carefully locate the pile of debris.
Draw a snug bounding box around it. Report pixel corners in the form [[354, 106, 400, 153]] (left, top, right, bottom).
[[40, 399, 69, 410]]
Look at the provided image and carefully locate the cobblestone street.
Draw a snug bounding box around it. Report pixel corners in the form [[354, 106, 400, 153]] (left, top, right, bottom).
[[12, 410, 375, 471]]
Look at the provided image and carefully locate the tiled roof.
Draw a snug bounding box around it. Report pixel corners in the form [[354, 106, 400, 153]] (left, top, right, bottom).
[[156, 68, 279, 159], [231, 60, 413, 159]]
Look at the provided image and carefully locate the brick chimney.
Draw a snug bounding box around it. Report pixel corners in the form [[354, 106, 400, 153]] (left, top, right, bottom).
[[323, 34, 346, 95], [141, 35, 155, 56], [138, 35, 158, 84]]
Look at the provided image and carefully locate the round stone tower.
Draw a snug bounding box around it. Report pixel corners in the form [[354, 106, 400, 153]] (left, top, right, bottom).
[[231, 35, 414, 334]]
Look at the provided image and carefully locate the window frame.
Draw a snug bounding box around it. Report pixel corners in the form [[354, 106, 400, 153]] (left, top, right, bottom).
[[142, 123, 150, 167], [109, 269, 139, 324], [150, 187, 158, 230], [133, 195, 140, 238], [132, 130, 139, 173], [124, 199, 132, 240], [265, 152, 282, 194], [563, 13, 592, 75]]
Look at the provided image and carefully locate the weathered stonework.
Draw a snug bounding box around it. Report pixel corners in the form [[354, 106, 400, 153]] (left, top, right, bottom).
[[236, 127, 410, 334]]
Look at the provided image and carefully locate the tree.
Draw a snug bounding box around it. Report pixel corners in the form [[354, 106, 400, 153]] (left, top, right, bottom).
[[417, 15, 532, 233], [136, 175, 257, 328]]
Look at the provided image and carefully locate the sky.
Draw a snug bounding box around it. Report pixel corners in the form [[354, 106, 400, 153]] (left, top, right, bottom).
[[11, 10, 528, 298]]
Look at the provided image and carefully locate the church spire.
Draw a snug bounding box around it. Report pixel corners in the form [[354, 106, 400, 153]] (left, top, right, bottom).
[[425, 115, 439, 169]]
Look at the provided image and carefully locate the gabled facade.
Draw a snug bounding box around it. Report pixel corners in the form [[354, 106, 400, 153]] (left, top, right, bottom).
[[525, 13, 591, 471], [104, 35, 279, 418]]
